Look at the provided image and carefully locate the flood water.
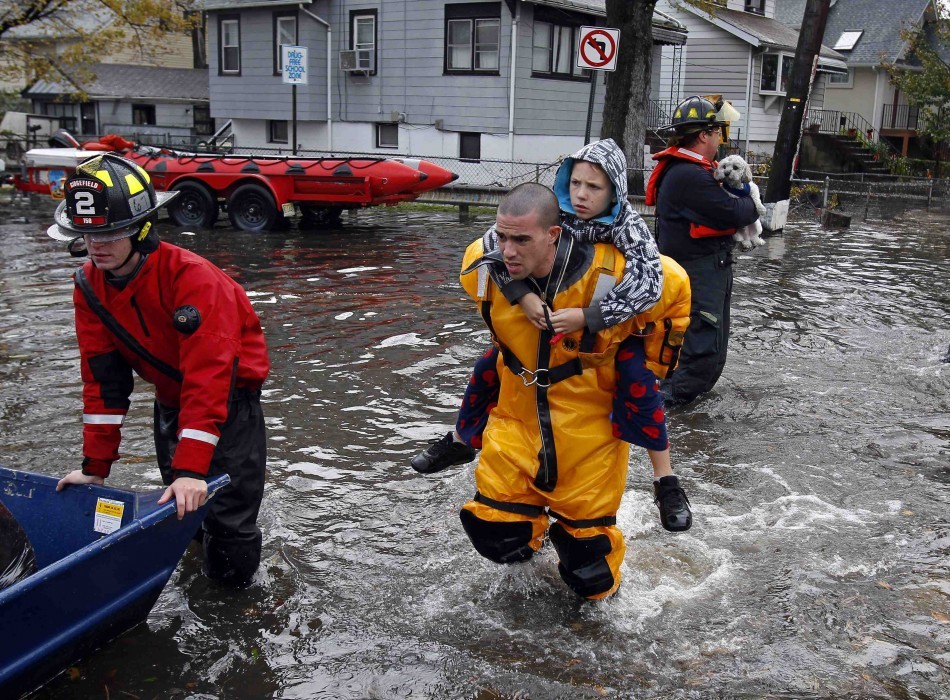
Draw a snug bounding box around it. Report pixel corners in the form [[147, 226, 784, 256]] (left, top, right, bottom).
[[1, 201, 948, 700]]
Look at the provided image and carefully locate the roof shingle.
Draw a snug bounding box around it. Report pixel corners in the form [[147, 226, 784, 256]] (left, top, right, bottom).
[[24, 64, 209, 101]]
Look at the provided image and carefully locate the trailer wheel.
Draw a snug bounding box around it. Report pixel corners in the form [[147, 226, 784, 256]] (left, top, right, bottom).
[[300, 206, 343, 229], [228, 183, 278, 232], [167, 182, 219, 229]]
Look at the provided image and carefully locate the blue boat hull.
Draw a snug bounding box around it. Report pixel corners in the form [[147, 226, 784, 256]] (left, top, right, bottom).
[[0, 467, 228, 698]]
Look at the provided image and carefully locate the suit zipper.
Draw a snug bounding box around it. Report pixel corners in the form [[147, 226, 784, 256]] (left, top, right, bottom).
[[130, 296, 150, 337]]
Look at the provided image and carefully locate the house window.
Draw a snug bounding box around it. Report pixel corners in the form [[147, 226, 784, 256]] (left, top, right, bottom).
[[760, 53, 793, 94], [744, 0, 765, 15], [445, 3, 501, 74], [219, 16, 241, 75], [532, 20, 588, 79], [274, 13, 298, 75], [80, 103, 96, 136], [268, 120, 288, 144], [833, 31, 863, 51], [460, 132, 481, 162], [376, 123, 398, 149], [41, 102, 77, 132], [193, 105, 213, 135], [350, 10, 377, 74], [132, 104, 156, 126], [828, 68, 852, 87]]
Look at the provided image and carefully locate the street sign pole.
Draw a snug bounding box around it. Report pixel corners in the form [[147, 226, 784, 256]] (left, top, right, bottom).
[[577, 26, 620, 145], [282, 45, 308, 155], [584, 78, 596, 145]]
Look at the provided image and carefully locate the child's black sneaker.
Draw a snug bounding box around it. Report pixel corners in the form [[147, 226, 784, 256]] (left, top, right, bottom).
[[410, 432, 476, 474], [653, 475, 692, 532]]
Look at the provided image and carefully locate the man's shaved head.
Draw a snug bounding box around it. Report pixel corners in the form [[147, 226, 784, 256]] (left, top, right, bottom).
[[497, 182, 560, 230]]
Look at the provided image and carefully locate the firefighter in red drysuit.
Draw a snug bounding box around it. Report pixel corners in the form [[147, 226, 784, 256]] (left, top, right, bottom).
[[49, 153, 269, 586]]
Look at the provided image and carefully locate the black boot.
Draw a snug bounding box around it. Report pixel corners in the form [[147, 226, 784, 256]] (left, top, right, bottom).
[[410, 432, 476, 474], [653, 475, 692, 532]]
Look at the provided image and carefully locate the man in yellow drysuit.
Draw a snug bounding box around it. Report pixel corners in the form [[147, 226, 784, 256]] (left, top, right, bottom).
[[458, 182, 683, 600]]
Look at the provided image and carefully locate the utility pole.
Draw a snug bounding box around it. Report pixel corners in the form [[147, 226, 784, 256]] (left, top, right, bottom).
[[765, 0, 831, 203]]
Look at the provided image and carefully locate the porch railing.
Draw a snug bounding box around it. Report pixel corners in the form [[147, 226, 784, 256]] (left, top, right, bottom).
[[647, 99, 678, 129], [804, 108, 900, 160], [881, 104, 919, 131]]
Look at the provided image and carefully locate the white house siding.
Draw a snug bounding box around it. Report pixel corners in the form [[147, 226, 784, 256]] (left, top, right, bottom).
[[822, 66, 910, 133], [656, 1, 834, 153], [208, 7, 327, 122], [659, 9, 753, 143], [338, 1, 511, 131], [745, 52, 829, 152], [108, 34, 196, 70], [512, 4, 604, 140], [650, 43, 664, 101], [207, 1, 678, 164]]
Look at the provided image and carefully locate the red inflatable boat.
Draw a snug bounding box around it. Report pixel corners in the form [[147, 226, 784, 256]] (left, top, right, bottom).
[[15, 131, 458, 232]]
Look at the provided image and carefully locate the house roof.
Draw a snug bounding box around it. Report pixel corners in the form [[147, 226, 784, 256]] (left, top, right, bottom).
[[683, 4, 847, 69], [922, 18, 950, 64], [201, 0, 310, 9], [775, 0, 934, 66], [823, 0, 932, 65], [773, 0, 808, 30], [23, 64, 209, 102], [4, 5, 116, 40]]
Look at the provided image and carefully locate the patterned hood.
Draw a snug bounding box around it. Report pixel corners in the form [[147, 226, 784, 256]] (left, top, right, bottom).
[[553, 138, 629, 225]]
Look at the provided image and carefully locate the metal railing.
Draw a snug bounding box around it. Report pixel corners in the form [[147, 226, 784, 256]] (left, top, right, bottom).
[[881, 104, 919, 131], [804, 108, 874, 136], [804, 108, 901, 161], [647, 99, 678, 129]]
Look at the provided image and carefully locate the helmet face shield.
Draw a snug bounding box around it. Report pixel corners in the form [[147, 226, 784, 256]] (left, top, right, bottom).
[[84, 223, 143, 243]]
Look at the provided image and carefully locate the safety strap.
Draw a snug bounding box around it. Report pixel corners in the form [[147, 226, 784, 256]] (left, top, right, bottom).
[[659, 318, 681, 379], [74, 269, 183, 383], [548, 509, 617, 528], [499, 346, 582, 387], [474, 492, 616, 528], [474, 491, 545, 518]]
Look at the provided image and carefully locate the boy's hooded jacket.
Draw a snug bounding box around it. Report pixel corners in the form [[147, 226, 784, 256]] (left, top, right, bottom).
[[484, 139, 663, 331]]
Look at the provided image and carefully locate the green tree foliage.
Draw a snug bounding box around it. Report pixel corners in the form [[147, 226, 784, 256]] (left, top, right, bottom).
[[0, 0, 199, 95], [887, 10, 950, 168]]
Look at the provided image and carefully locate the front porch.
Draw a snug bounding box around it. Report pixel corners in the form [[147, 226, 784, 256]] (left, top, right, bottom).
[[879, 104, 920, 157]]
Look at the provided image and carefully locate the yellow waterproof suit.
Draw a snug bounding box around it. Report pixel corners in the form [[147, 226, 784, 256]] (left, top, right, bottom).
[[458, 235, 639, 600]]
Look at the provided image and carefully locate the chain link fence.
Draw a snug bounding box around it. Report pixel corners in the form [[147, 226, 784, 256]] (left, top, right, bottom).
[[765, 174, 950, 223], [4, 131, 947, 223]]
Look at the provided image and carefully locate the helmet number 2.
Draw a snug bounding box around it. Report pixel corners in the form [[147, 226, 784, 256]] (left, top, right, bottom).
[[73, 191, 97, 215]]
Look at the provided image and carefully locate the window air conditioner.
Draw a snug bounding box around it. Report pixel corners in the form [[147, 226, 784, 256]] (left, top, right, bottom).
[[340, 49, 374, 72]]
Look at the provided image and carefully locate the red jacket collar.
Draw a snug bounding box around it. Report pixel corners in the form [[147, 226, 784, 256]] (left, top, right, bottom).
[[645, 147, 716, 206]]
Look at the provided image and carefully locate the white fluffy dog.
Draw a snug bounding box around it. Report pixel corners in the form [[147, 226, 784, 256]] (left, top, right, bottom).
[[714, 155, 767, 250]]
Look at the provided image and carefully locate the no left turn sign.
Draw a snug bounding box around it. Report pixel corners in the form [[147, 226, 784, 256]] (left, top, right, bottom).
[[576, 26, 620, 71]]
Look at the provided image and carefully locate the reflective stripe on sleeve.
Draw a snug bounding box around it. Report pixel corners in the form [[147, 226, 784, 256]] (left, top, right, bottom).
[[179, 428, 220, 446], [83, 414, 125, 425]]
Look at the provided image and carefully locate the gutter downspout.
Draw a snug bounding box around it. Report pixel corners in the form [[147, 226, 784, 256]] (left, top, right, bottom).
[[744, 47, 754, 154], [508, 3, 519, 163], [300, 5, 332, 150]]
